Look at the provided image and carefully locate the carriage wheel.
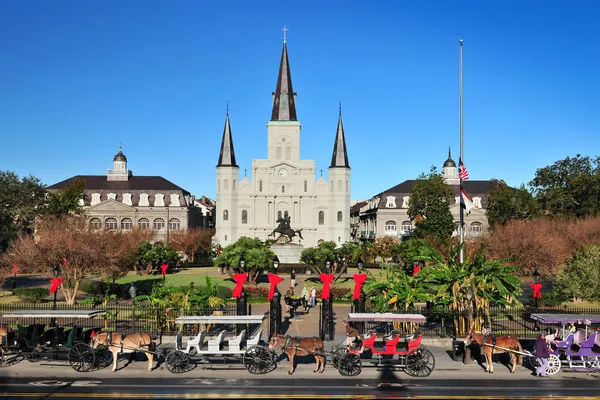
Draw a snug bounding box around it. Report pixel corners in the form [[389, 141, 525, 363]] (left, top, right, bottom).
[[405, 346, 435, 377], [331, 348, 347, 369], [545, 354, 561, 375], [338, 353, 361, 376], [583, 356, 600, 369], [26, 349, 41, 363], [243, 345, 277, 374], [69, 343, 96, 372], [94, 346, 112, 370], [0, 351, 23, 367], [166, 350, 190, 374]]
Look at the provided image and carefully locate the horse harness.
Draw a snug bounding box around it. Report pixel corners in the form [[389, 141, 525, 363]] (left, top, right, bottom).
[[282, 335, 320, 355], [482, 331, 497, 353], [99, 332, 151, 352]]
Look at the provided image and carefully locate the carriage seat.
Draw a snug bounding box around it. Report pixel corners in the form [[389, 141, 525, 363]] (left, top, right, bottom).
[[247, 328, 263, 347], [185, 330, 207, 354], [228, 330, 247, 352], [551, 333, 572, 352], [207, 330, 226, 352], [570, 329, 588, 353], [593, 333, 600, 354], [25, 324, 46, 347]]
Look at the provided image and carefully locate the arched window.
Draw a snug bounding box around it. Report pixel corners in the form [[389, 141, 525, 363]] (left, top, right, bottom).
[[241, 210, 248, 224], [121, 218, 133, 230], [282, 186, 285, 193], [259, 180, 263, 192], [223, 210, 229, 221], [470, 221, 483, 236], [276, 147, 282, 159], [337, 211, 343, 222], [318, 211, 324, 225], [401, 221, 413, 234], [90, 218, 102, 230], [169, 218, 181, 231], [285, 146, 291, 160], [224, 179, 229, 191], [385, 220, 397, 234], [105, 218, 118, 230], [337, 180, 342, 191], [153, 218, 165, 230], [138, 218, 150, 229]]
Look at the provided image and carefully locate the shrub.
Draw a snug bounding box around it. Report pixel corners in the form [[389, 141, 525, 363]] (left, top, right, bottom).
[[315, 286, 352, 300], [79, 279, 106, 296], [244, 286, 269, 299], [13, 288, 50, 303], [554, 245, 600, 303]]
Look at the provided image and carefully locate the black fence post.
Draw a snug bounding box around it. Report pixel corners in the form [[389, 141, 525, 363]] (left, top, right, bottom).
[[328, 294, 335, 340], [269, 291, 281, 339]]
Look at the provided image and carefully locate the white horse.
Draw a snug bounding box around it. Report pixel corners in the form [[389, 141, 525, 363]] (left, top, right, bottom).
[[92, 332, 155, 372]]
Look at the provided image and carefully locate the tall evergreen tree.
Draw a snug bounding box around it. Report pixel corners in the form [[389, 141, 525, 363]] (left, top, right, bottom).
[[486, 179, 540, 227]]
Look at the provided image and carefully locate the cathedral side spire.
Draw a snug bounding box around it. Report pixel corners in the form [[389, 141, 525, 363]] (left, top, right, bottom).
[[271, 35, 297, 121], [329, 105, 350, 168], [216, 110, 238, 167]]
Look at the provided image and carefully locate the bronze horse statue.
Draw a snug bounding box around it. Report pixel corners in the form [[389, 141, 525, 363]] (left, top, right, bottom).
[[269, 216, 303, 242], [464, 329, 523, 374], [269, 334, 325, 375]]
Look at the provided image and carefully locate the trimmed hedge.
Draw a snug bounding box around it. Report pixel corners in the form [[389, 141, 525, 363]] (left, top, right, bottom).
[[13, 288, 50, 303]]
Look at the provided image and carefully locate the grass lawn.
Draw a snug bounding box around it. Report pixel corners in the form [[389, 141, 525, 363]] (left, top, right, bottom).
[[115, 269, 237, 289]]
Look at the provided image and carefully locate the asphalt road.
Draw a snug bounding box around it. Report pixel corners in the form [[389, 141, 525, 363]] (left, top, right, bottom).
[[2, 376, 600, 399]]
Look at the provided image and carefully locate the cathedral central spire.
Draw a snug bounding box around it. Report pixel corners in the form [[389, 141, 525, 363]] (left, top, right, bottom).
[[330, 104, 350, 168], [271, 37, 297, 121], [216, 109, 238, 167]]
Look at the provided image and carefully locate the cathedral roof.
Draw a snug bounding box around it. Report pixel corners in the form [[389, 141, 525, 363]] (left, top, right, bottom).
[[113, 151, 127, 162], [216, 112, 238, 167], [330, 106, 350, 168], [271, 42, 297, 121], [48, 175, 190, 195]]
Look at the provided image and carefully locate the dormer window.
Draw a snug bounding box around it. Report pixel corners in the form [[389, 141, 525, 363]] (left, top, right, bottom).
[[108, 193, 117, 200], [91, 193, 101, 205], [139, 193, 149, 206], [402, 196, 410, 208], [473, 197, 482, 208], [386, 196, 396, 208], [154, 193, 165, 206]]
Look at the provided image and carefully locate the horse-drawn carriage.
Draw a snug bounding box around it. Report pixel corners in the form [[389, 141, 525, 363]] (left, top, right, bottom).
[[331, 313, 435, 377], [528, 313, 600, 374], [164, 314, 277, 374], [283, 296, 308, 319], [0, 310, 111, 372]]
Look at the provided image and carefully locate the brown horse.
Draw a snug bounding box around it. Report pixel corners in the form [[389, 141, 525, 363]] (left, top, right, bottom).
[[269, 334, 325, 375], [464, 329, 523, 373], [0, 325, 11, 341], [92, 332, 155, 372]]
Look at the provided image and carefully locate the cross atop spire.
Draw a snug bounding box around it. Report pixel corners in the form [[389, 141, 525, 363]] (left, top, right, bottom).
[[119, 142, 122, 152], [226, 98, 229, 115], [448, 146, 451, 159], [330, 106, 350, 168], [282, 25, 288, 43], [216, 107, 238, 168]]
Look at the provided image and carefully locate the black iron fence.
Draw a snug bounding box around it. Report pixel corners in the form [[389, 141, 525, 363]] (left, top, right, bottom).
[[0, 303, 238, 336], [352, 305, 600, 339]]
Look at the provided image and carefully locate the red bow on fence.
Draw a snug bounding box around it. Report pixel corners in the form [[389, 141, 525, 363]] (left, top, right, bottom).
[[160, 264, 168, 276], [352, 274, 367, 300], [12, 263, 18, 275], [267, 273, 283, 300], [413, 264, 421, 275], [50, 278, 63, 294], [232, 273, 248, 298], [320, 273, 335, 300], [530, 283, 543, 299]]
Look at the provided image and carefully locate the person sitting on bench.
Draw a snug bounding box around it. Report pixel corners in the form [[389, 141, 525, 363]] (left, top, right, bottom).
[[342, 319, 362, 351]]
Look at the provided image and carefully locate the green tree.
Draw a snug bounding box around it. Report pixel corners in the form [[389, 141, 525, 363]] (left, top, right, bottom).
[[554, 245, 600, 303], [43, 179, 85, 217], [407, 168, 454, 242], [486, 179, 540, 227], [135, 242, 182, 275], [300, 241, 338, 275], [530, 154, 600, 217], [0, 171, 47, 252], [213, 237, 275, 285]]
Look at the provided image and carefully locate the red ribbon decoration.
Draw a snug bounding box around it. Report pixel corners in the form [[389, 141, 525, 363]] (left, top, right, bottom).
[[413, 265, 421, 275], [12, 263, 18, 275], [160, 264, 168, 276], [50, 278, 63, 294], [352, 274, 367, 300], [267, 273, 283, 300], [320, 273, 335, 300], [232, 273, 248, 298], [530, 283, 543, 299]]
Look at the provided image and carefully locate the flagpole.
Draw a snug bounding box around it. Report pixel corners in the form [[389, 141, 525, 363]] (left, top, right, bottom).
[[459, 39, 465, 264]]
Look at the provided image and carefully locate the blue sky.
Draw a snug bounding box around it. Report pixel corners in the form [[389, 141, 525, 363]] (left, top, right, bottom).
[[1, 0, 598, 201]]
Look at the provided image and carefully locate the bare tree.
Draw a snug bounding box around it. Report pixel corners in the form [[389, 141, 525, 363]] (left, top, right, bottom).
[[169, 228, 214, 262]]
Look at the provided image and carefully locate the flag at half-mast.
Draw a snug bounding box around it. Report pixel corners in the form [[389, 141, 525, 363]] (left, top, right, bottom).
[[458, 162, 469, 180]]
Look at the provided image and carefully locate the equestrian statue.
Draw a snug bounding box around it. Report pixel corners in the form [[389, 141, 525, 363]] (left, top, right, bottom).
[[269, 215, 303, 243]]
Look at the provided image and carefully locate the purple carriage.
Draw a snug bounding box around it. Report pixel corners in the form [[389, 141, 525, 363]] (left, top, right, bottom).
[[530, 313, 600, 374]]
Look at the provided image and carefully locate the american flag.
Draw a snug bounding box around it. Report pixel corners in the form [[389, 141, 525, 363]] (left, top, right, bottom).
[[458, 164, 469, 180]]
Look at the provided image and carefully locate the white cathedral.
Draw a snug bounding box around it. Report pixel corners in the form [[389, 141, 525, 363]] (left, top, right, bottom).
[[215, 39, 351, 248]]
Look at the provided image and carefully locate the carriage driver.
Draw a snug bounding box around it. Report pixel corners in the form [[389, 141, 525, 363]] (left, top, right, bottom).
[[342, 319, 361, 350]]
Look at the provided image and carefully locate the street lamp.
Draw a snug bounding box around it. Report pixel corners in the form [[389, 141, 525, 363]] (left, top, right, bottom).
[[466, 287, 473, 330], [240, 254, 246, 271], [357, 257, 364, 271], [325, 257, 331, 274], [52, 263, 61, 311], [129, 283, 137, 300], [272, 255, 280, 272]]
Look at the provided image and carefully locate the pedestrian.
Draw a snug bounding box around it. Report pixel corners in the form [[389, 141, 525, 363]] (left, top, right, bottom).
[[291, 269, 296, 288], [301, 286, 309, 312], [535, 332, 550, 377], [309, 286, 317, 308]]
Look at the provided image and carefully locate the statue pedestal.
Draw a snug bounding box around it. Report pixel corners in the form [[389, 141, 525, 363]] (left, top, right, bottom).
[[271, 243, 304, 264]]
